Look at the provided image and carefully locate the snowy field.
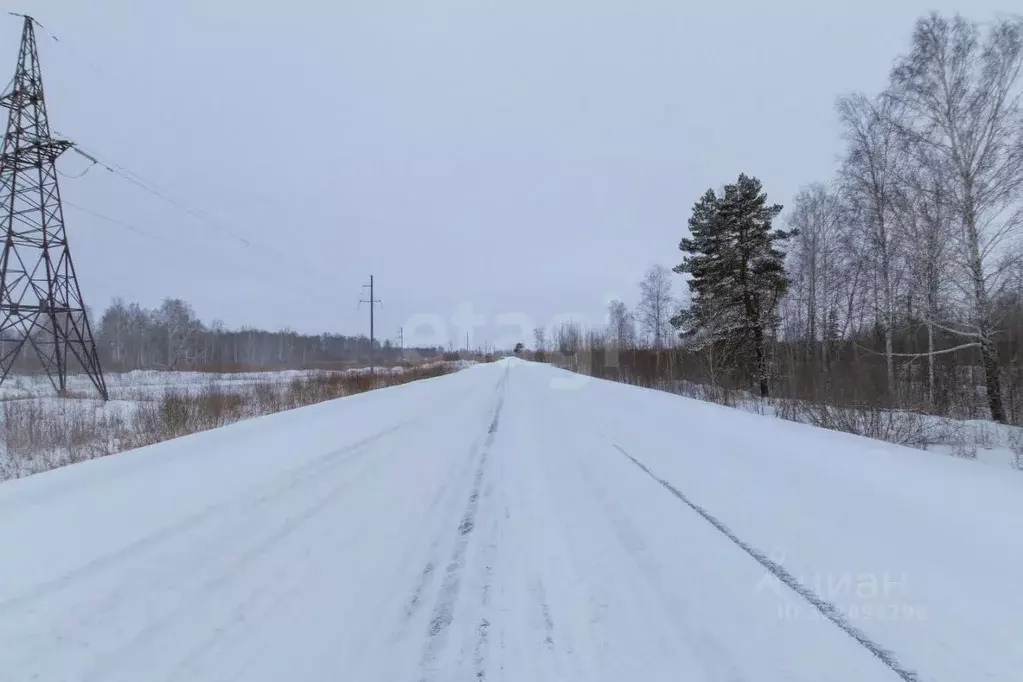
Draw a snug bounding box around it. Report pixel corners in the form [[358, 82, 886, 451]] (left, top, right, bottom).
[[0, 363, 467, 481], [0, 358, 1020, 681], [0, 365, 441, 402]]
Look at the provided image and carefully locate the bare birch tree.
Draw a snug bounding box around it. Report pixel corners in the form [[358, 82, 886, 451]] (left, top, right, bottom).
[[532, 327, 546, 353], [888, 12, 1023, 422], [837, 92, 907, 395], [894, 160, 956, 405], [158, 298, 203, 369], [637, 265, 675, 348], [606, 299, 636, 348], [786, 183, 848, 366]]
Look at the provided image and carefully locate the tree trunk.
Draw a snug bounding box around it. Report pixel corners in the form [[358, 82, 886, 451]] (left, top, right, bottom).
[[927, 319, 935, 407], [963, 192, 1006, 423], [707, 342, 717, 388], [882, 248, 895, 399], [885, 326, 894, 399], [753, 323, 769, 397], [980, 333, 1005, 423]]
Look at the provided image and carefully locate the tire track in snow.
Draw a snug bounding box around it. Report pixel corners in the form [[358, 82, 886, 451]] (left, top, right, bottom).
[[0, 426, 406, 674], [565, 449, 745, 681], [422, 437, 489, 662], [532, 581, 556, 649], [405, 562, 437, 617], [5, 384, 475, 620], [78, 436, 409, 682], [404, 426, 488, 623], [404, 414, 494, 621], [191, 383, 495, 682], [472, 500, 497, 680], [613, 443, 920, 682], [473, 366, 509, 682], [163, 393, 491, 682], [6, 383, 491, 682], [473, 617, 489, 681], [420, 367, 507, 680], [0, 422, 408, 617], [472, 419, 505, 681]]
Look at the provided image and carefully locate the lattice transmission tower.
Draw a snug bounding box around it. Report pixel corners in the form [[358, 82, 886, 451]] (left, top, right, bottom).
[[0, 15, 107, 399]]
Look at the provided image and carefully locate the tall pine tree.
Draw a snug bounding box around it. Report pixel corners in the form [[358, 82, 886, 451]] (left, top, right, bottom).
[[672, 174, 792, 397]]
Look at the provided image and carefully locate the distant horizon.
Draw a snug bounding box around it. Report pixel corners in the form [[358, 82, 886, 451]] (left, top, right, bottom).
[[1, 1, 1006, 345]]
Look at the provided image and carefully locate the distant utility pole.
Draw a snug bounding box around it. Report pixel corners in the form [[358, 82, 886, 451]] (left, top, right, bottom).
[[0, 14, 107, 399], [360, 275, 381, 373], [397, 326, 404, 363]]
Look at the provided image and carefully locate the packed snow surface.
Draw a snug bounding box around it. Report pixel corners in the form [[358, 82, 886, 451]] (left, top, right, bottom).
[[1, 359, 1020, 681]]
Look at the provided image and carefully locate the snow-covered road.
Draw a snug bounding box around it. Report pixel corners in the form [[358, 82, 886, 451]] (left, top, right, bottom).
[[2, 359, 1021, 681]]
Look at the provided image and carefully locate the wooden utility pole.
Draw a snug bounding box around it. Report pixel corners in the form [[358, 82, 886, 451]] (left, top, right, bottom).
[[360, 275, 381, 373]]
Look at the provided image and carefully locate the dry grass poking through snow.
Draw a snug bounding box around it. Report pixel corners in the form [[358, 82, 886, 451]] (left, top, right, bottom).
[[0, 365, 454, 481]]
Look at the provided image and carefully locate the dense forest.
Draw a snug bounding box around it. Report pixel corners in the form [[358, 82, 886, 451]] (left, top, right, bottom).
[[540, 13, 1023, 426], [2, 296, 444, 373], [95, 297, 448, 371]]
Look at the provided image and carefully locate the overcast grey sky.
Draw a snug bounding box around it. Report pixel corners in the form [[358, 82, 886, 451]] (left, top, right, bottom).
[[2, 0, 1011, 348]]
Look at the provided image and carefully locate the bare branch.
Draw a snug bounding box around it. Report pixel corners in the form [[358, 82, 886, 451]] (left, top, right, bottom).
[[854, 341, 981, 359], [923, 316, 984, 338]]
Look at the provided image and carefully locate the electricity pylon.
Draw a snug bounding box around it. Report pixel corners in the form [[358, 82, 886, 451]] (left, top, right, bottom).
[[0, 15, 108, 399]]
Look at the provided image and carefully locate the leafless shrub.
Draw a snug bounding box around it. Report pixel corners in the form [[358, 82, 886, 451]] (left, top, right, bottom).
[[286, 375, 340, 407], [1, 400, 46, 464], [1006, 428, 1023, 470], [951, 437, 979, 460], [61, 406, 120, 464], [935, 418, 998, 460], [285, 377, 316, 408], [126, 389, 192, 448], [251, 380, 285, 414], [125, 401, 160, 450], [196, 381, 245, 429], [1, 399, 123, 479], [664, 378, 745, 409], [775, 400, 931, 449], [747, 396, 768, 415], [925, 417, 966, 450], [348, 373, 377, 394], [160, 391, 194, 439], [773, 398, 802, 423], [972, 421, 994, 450]]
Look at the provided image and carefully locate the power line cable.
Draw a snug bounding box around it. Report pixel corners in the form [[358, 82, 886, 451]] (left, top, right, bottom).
[[58, 138, 350, 284], [19, 14, 123, 87], [57, 161, 98, 179], [65, 200, 274, 275], [26, 17, 355, 289], [63, 201, 350, 309], [29, 22, 335, 260], [63, 200, 170, 243], [58, 138, 254, 247], [29, 17, 262, 249]]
